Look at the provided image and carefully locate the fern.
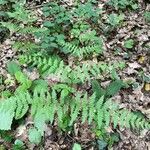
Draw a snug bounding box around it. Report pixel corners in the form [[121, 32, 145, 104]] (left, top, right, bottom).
[[12, 41, 40, 51], [19, 54, 62, 76], [0, 89, 149, 133], [19, 54, 122, 83], [59, 40, 103, 57], [6, 5, 37, 23], [107, 0, 138, 10], [1, 22, 20, 33]]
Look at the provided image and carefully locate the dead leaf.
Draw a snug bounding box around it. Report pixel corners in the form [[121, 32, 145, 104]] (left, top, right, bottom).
[[128, 62, 141, 69], [145, 83, 150, 91], [138, 56, 145, 64]]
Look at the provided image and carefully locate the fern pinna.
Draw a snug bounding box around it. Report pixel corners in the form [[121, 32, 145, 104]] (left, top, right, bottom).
[[0, 89, 149, 134]]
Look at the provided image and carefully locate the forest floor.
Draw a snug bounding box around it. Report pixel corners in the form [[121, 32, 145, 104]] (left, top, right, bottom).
[[0, 0, 150, 149]]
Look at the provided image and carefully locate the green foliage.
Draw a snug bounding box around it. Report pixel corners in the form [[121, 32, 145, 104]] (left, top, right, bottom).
[[28, 128, 42, 144], [0, 0, 8, 5], [7, 61, 21, 75], [92, 80, 124, 99], [40, 1, 102, 53], [12, 41, 40, 52], [42, 2, 71, 24], [60, 40, 103, 57], [42, 1, 100, 23], [1, 0, 149, 147], [41, 2, 71, 51], [0, 3, 45, 52], [14, 71, 32, 92], [124, 39, 134, 49], [31, 79, 49, 91], [0, 131, 13, 143], [19, 54, 62, 77], [107, 0, 138, 10], [7, 6, 37, 23], [0, 90, 12, 99], [13, 139, 25, 150], [1, 22, 46, 35], [73, 2, 101, 22], [6, 60, 32, 92], [96, 129, 120, 149], [107, 13, 124, 27], [72, 143, 82, 150], [19, 54, 123, 83], [106, 80, 123, 96], [0, 89, 149, 139], [0, 0, 16, 6], [144, 11, 150, 23]]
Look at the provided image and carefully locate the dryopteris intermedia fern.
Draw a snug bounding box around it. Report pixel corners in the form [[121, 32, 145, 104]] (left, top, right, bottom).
[[59, 40, 103, 57], [19, 54, 121, 83], [0, 89, 149, 134]]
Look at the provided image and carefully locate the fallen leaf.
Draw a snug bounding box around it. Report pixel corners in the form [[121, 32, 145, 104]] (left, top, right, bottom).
[[145, 83, 150, 91], [138, 56, 145, 64], [128, 62, 141, 69]]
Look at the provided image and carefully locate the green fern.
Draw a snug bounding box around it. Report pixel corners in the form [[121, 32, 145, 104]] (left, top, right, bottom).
[[1, 22, 46, 35], [19, 54, 122, 83], [19, 54, 62, 76], [0, 89, 149, 133], [6, 5, 37, 23], [12, 41, 40, 51], [1, 22, 19, 33], [59, 40, 103, 57]]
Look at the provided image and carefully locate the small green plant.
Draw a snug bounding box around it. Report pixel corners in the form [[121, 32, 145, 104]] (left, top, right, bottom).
[[7, 61, 32, 92], [72, 2, 101, 22], [72, 143, 82, 150], [59, 40, 103, 57], [28, 128, 42, 144], [7, 61, 21, 75], [96, 129, 120, 149], [124, 39, 134, 49], [0, 2, 45, 52], [92, 80, 124, 99], [107, 0, 138, 10], [14, 71, 32, 92], [107, 13, 124, 27], [13, 139, 25, 150]]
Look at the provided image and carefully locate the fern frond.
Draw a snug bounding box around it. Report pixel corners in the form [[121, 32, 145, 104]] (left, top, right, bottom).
[[13, 41, 40, 51], [19, 54, 62, 76], [1, 22, 47, 35], [19, 55, 122, 83], [0, 90, 149, 132], [0, 98, 16, 130], [60, 41, 103, 57], [69, 93, 81, 126], [6, 6, 37, 23], [1, 22, 20, 32], [18, 26, 47, 34]]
